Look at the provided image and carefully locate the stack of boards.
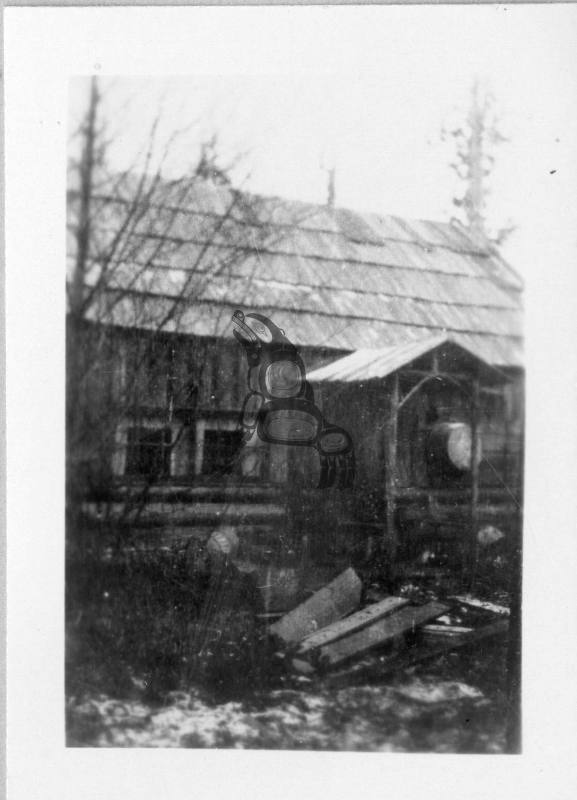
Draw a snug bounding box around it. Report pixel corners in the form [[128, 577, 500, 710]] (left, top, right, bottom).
[[269, 568, 509, 679]]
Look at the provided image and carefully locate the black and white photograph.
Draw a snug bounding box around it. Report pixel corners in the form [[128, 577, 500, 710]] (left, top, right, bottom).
[[5, 1, 577, 793], [64, 68, 525, 751]]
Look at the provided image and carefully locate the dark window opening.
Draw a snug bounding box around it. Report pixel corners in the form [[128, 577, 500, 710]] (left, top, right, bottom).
[[125, 427, 171, 480], [202, 429, 243, 477]]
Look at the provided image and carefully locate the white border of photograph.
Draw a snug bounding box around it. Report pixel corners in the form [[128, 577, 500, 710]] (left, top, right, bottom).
[[5, 5, 577, 799]]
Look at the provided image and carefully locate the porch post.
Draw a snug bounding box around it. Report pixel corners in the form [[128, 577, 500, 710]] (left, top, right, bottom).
[[384, 372, 400, 580], [467, 370, 481, 589]]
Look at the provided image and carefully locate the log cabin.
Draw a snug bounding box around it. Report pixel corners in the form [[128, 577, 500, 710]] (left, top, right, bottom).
[[67, 178, 523, 587]]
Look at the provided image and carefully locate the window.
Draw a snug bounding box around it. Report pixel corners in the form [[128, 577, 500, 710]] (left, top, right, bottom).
[[202, 429, 244, 477], [125, 427, 171, 480]]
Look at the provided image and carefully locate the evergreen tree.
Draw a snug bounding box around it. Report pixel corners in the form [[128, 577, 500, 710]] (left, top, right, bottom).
[[443, 80, 514, 245]]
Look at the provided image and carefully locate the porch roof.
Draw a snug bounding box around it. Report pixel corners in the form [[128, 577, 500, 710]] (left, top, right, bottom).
[[307, 334, 510, 384]]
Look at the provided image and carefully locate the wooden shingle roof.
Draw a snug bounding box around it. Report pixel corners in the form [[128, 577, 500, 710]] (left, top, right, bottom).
[[69, 179, 523, 368]]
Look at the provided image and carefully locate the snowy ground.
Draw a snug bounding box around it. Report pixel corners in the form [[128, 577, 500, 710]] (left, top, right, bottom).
[[65, 548, 513, 752], [67, 651, 508, 752]]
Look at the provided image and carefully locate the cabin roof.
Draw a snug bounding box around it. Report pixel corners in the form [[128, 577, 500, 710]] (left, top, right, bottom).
[[69, 178, 523, 368], [307, 334, 509, 384]]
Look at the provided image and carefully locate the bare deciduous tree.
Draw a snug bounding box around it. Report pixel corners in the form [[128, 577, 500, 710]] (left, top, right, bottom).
[[66, 78, 305, 535]]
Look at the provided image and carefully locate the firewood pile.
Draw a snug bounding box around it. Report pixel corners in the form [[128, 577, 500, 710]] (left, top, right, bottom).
[[268, 568, 509, 686]]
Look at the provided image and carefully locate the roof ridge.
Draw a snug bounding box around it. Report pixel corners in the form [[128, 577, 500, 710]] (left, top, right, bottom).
[[78, 173, 503, 257], [69, 172, 523, 367]]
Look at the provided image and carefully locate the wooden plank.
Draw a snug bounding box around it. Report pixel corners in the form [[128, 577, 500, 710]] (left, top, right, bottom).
[[324, 617, 509, 688], [317, 601, 449, 669], [419, 624, 474, 646], [297, 596, 409, 656], [411, 618, 509, 663], [421, 624, 474, 636], [451, 595, 510, 617], [269, 567, 362, 646]]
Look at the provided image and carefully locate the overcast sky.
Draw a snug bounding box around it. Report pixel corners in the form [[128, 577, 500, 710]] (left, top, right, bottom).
[[68, 5, 577, 286]]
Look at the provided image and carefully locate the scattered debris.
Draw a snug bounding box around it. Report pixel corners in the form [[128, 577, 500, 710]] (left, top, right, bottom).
[[450, 595, 510, 617], [267, 569, 511, 685], [296, 596, 410, 658], [206, 526, 240, 563], [325, 617, 509, 689], [477, 525, 505, 547], [310, 601, 450, 671], [420, 624, 474, 645], [269, 567, 362, 646]]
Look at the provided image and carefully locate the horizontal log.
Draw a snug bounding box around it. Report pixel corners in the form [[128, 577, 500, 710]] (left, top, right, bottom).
[[269, 567, 362, 646], [395, 488, 519, 500], [82, 501, 285, 527], [317, 601, 449, 669], [106, 484, 286, 504], [297, 597, 409, 656], [398, 506, 519, 522]]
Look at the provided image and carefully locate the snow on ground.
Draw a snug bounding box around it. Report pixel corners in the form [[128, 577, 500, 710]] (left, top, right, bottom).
[[67, 671, 505, 752]]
